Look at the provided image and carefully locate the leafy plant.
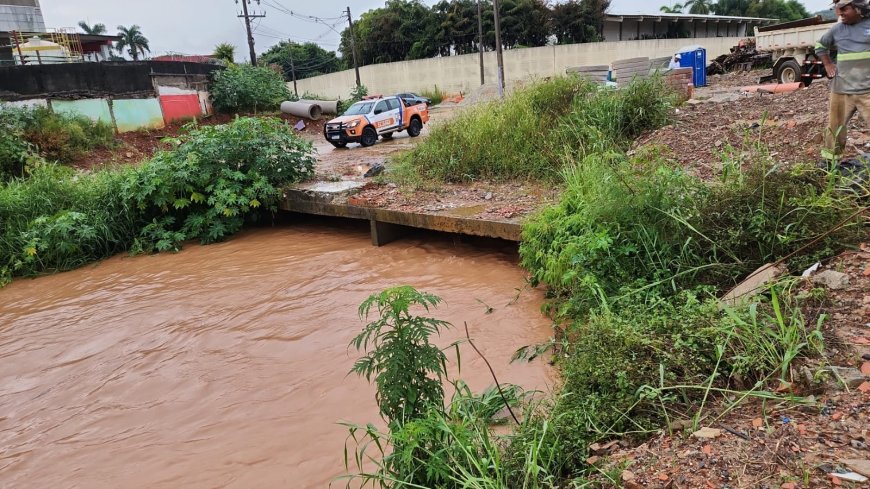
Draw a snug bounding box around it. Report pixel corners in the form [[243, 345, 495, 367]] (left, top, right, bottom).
[[210, 65, 292, 113], [0, 111, 34, 180], [1, 105, 114, 165], [351, 286, 452, 425], [126, 117, 315, 251], [338, 84, 369, 114], [0, 162, 140, 280], [213, 42, 235, 64], [342, 382, 564, 489]]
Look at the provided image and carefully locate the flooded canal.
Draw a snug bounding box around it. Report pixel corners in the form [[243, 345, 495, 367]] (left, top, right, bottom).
[[0, 221, 553, 488]]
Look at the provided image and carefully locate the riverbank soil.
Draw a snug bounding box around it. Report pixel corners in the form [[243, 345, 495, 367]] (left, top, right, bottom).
[[584, 245, 870, 489], [634, 77, 868, 181]]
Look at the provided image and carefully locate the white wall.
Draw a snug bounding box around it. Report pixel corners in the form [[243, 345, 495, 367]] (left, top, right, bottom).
[[294, 37, 742, 100]]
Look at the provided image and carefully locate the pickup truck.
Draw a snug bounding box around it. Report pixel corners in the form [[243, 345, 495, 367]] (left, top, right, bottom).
[[754, 16, 836, 85], [323, 95, 429, 148]]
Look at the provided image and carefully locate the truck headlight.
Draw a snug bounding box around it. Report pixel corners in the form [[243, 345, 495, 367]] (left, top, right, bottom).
[[348, 120, 361, 128]]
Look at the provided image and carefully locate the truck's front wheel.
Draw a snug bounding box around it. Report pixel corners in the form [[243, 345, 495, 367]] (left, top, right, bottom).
[[407, 118, 422, 137], [360, 127, 378, 147], [776, 59, 803, 84]]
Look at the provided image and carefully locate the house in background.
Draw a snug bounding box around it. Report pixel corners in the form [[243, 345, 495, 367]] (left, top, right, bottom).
[[603, 12, 775, 41]]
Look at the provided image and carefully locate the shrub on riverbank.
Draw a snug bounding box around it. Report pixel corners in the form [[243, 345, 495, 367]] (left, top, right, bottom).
[[391, 76, 674, 183], [127, 117, 315, 252], [514, 146, 864, 479], [210, 65, 293, 113], [0, 106, 114, 167], [0, 117, 314, 285], [0, 163, 140, 284]]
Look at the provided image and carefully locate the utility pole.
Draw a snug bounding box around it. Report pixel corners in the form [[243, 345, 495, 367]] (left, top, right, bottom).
[[477, 0, 484, 85], [492, 0, 505, 98], [346, 6, 361, 87], [237, 0, 265, 65], [289, 47, 298, 96]]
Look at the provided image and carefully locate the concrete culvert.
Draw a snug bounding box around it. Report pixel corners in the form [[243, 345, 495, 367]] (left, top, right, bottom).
[[299, 99, 339, 115], [280, 101, 322, 120]]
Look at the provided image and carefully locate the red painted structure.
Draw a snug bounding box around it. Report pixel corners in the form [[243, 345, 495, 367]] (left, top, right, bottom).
[[159, 93, 201, 123]]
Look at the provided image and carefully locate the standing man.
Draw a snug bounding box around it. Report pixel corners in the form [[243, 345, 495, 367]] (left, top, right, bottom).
[[815, 0, 870, 154]]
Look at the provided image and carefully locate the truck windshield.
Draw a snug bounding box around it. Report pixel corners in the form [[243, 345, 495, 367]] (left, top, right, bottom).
[[343, 102, 374, 116]]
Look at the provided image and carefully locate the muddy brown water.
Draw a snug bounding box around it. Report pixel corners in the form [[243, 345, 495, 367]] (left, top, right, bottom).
[[0, 221, 553, 488]]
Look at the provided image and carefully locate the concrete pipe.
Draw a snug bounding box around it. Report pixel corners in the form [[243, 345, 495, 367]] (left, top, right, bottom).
[[299, 99, 339, 115], [280, 101, 322, 120]]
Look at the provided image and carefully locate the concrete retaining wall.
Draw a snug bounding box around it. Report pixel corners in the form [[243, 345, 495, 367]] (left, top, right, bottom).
[[52, 99, 114, 126], [295, 37, 741, 99], [2, 91, 211, 133], [112, 98, 165, 132]]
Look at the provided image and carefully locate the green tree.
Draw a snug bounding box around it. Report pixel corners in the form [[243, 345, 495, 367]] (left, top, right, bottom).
[[552, 0, 608, 44], [115, 25, 150, 61], [747, 0, 810, 21], [659, 3, 684, 12], [213, 43, 235, 64], [339, 0, 437, 65], [684, 0, 713, 14], [350, 286, 452, 425], [77, 21, 106, 35], [210, 65, 291, 113], [259, 41, 343, 79], [499, 0, 552, 48], [715, 0, 810, 20]]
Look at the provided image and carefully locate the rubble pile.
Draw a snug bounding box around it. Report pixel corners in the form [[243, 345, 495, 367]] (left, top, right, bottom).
[[707, 40, 772, 76]]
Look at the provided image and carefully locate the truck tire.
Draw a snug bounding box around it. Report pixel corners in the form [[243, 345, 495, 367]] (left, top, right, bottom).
[[407, 117, 422, 137], [776, 59, 802, 84], [360, 127, 378, 147]]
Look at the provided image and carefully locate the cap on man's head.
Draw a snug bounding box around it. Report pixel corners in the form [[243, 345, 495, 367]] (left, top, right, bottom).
[[834, 0, 853, 8], [674, 54, 681, 58]]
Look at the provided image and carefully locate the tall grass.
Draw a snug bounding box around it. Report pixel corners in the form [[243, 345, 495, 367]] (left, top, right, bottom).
[[520, 149, 865, 315], [0, 163, 140, 284], [391, 76, 674, 183], [0, 105, 115, 165]]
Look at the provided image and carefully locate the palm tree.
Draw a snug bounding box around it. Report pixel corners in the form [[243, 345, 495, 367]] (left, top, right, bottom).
[[116, 25, 150, 61], [684, 0, 713, 14], [78, 21, 107, 35], [660, 3, 684, 12], [213, 43, 235, 64]]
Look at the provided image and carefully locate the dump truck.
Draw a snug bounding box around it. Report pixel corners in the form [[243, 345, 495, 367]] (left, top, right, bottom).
[[754, 16, 837, 85]]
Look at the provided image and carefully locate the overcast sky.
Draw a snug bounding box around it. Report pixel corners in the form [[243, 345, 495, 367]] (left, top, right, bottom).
[[41, 0, 832, 61]]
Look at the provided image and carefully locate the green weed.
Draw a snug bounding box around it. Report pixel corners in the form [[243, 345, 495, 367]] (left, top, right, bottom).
[[126, 117, 315, 251], [391, 75, 674, 183], [210, 65, 292, 113], [0, 105, 114, 168]]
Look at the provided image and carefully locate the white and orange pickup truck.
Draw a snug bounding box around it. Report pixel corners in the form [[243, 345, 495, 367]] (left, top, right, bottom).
[[323, 95, 429, 148]]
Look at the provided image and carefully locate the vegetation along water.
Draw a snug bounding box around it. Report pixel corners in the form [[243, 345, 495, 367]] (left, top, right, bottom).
[[1, 73, 866, 487]]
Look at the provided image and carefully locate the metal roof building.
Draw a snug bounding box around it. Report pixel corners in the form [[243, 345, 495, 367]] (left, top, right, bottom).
[[0, 0, 45, 32], [603, 12, 776, 41]]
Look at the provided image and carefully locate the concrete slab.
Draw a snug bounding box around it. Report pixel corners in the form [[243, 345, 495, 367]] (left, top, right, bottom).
[[280, 189, 522, 244]]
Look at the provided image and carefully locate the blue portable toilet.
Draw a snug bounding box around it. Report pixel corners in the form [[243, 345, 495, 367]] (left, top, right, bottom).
[[678, 47, 706, 87]]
